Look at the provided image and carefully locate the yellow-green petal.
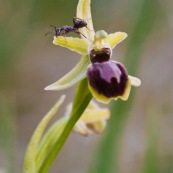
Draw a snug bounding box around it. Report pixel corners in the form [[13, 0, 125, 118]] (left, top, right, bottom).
[[90, 120, 107, 134], [77, 0, 95, 41], [73, 121, 93, 136], [128, 75, 141, 87], [80, 107, 110, 123], [105, 32, 128, 49], [23, 95, 65, 173], [45, 55, 90, 91], [118, 79, 131, 100], [53, 36, 89, 55]]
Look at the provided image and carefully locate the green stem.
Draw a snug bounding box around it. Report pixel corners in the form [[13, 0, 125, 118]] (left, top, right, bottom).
[[38, 78, 92, 173]]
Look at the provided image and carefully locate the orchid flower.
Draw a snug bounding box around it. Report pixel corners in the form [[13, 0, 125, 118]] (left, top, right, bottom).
[[45, 0, 141, 103]]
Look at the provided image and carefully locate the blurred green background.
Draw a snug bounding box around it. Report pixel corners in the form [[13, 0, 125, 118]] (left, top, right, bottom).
[[0, 0, 173, 173]]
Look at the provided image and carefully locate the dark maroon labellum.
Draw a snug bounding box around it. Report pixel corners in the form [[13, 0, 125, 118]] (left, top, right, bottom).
[[90, 48, 111, 63], [87, 61, 128, 98]]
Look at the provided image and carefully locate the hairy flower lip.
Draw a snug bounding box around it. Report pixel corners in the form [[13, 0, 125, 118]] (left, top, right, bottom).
[[87, 60, 129, 100]]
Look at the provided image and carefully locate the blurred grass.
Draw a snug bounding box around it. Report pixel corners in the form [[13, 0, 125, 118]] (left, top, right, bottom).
[[0, 1, 80, 172], [89, 0, 165, 173], [0, 0, 78, 73], [0, 95, 17, 173], [142, 105, 161, 173]]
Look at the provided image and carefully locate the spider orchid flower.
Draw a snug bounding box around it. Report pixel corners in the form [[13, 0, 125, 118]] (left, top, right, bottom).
[[44, 0, 141, 103]]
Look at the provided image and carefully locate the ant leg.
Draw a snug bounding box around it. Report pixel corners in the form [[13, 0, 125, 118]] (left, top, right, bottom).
[[73, 17, 76, 25], [85, 26, 93, 31], [75, 31, 91, 42], [62, 30, 67, 43]]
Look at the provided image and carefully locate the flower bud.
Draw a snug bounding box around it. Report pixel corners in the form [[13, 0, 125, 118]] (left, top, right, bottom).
[[94, 30, 108, 41]]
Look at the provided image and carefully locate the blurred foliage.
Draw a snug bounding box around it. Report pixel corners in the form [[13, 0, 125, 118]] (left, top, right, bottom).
[[0, 95, 17, 173], [142, 106, 161, 173], [89, 0, 172, 173], [0, 0, 173, 172], [0, 0, 85, 73]]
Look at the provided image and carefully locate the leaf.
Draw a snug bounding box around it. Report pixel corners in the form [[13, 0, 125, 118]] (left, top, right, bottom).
[[53, 36, 89, 55], [77, 0, 95, 41], [105, 32, 128, 49], [36, 117, 68, 171], [23, 95, 65, 173], [44, 55, 90, 91]]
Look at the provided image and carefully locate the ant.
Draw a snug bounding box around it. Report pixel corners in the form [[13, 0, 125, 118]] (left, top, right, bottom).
[[45, 17, 90, 40]]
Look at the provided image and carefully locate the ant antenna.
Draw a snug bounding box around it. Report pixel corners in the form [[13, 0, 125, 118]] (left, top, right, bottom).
[[45, 25, 58, 37], [45, 31, 53, 36], [50, 25, 57, 32]]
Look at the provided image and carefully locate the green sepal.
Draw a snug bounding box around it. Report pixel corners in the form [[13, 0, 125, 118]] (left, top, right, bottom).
[[44, 55, 90, 91], [53, 36, 89, 55], [77, 0, 95, 41], [105, 32, 128, 49]]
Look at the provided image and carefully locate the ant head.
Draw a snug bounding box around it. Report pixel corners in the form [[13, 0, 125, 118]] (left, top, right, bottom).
[[55, 28, 61, 37], [45, 25, 61, 37]]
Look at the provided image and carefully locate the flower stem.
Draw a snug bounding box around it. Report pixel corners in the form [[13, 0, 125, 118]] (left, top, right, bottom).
[[38, 78, 92, 173]]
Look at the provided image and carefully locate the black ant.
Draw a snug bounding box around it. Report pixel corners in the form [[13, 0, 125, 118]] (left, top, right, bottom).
[[45, 17, 90, 40]]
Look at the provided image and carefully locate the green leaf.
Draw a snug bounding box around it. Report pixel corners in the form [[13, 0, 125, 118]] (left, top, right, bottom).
[[77, 0, 95, 41], [23, 95, 65, 173], [53, 36, 89, 55], [44, 55, 90, 91], [36, 116, 68, 171], [105, 32, 127, 49]]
